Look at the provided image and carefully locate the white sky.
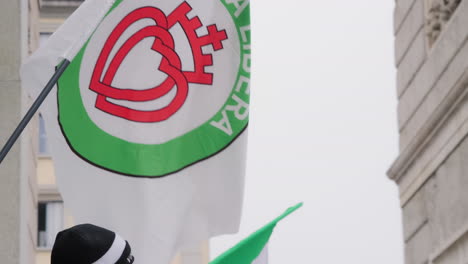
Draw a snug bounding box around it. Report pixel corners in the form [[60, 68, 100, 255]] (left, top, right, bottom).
[[210, 0, 404, 263]]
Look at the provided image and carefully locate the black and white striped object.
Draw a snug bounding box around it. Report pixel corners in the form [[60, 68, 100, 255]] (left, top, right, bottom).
[[51, 224, 134, 264]]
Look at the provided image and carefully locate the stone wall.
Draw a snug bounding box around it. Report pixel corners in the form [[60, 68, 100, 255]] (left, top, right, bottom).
[[402, 135, 468, 263], [0, 0, 39, 263], [389, 0, 468, 263]]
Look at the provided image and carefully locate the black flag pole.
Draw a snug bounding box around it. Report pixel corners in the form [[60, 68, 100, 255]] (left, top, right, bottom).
[[0, 60, 71, 165]]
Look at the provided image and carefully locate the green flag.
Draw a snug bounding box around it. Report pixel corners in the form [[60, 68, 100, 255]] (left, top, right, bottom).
[[210, 203, 303, 264]]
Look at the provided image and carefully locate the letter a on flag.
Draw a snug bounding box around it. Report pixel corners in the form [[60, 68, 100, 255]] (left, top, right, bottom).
[[21, 0, 251, 263]]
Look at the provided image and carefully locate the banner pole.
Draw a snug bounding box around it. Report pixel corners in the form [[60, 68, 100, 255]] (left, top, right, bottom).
[[0, 60, 71, 165]]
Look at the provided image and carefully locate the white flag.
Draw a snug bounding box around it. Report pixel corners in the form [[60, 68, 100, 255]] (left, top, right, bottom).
[[22, 0, 251, 263]]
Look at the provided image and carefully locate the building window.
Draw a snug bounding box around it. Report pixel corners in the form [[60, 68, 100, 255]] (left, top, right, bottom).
[[38, 114, 49, 156], [37, 201, 64, 249], [39, 0, 84, 8]]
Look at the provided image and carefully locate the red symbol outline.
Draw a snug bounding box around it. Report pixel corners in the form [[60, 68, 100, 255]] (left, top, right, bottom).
[[89, 2, 228, 122]]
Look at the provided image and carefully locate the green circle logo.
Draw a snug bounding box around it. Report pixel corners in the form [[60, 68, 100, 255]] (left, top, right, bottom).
[[57, 0, 251, 177]]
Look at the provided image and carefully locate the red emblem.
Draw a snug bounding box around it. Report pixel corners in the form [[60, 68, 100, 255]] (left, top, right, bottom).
[[89, 2, 228, 122]]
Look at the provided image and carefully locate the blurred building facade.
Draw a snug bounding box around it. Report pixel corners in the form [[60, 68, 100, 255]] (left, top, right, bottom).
[[0, 0, 39, 263], [0, 0, 208, 263], [389, 0, 468, 263]]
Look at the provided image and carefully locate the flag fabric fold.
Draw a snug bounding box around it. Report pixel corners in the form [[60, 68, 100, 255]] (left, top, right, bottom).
[[22, 0, 251, 263], [210, 203, 303, 264]]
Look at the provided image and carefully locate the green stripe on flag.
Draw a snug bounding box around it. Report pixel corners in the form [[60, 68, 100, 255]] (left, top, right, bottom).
[[210, 203, 303, 264]]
